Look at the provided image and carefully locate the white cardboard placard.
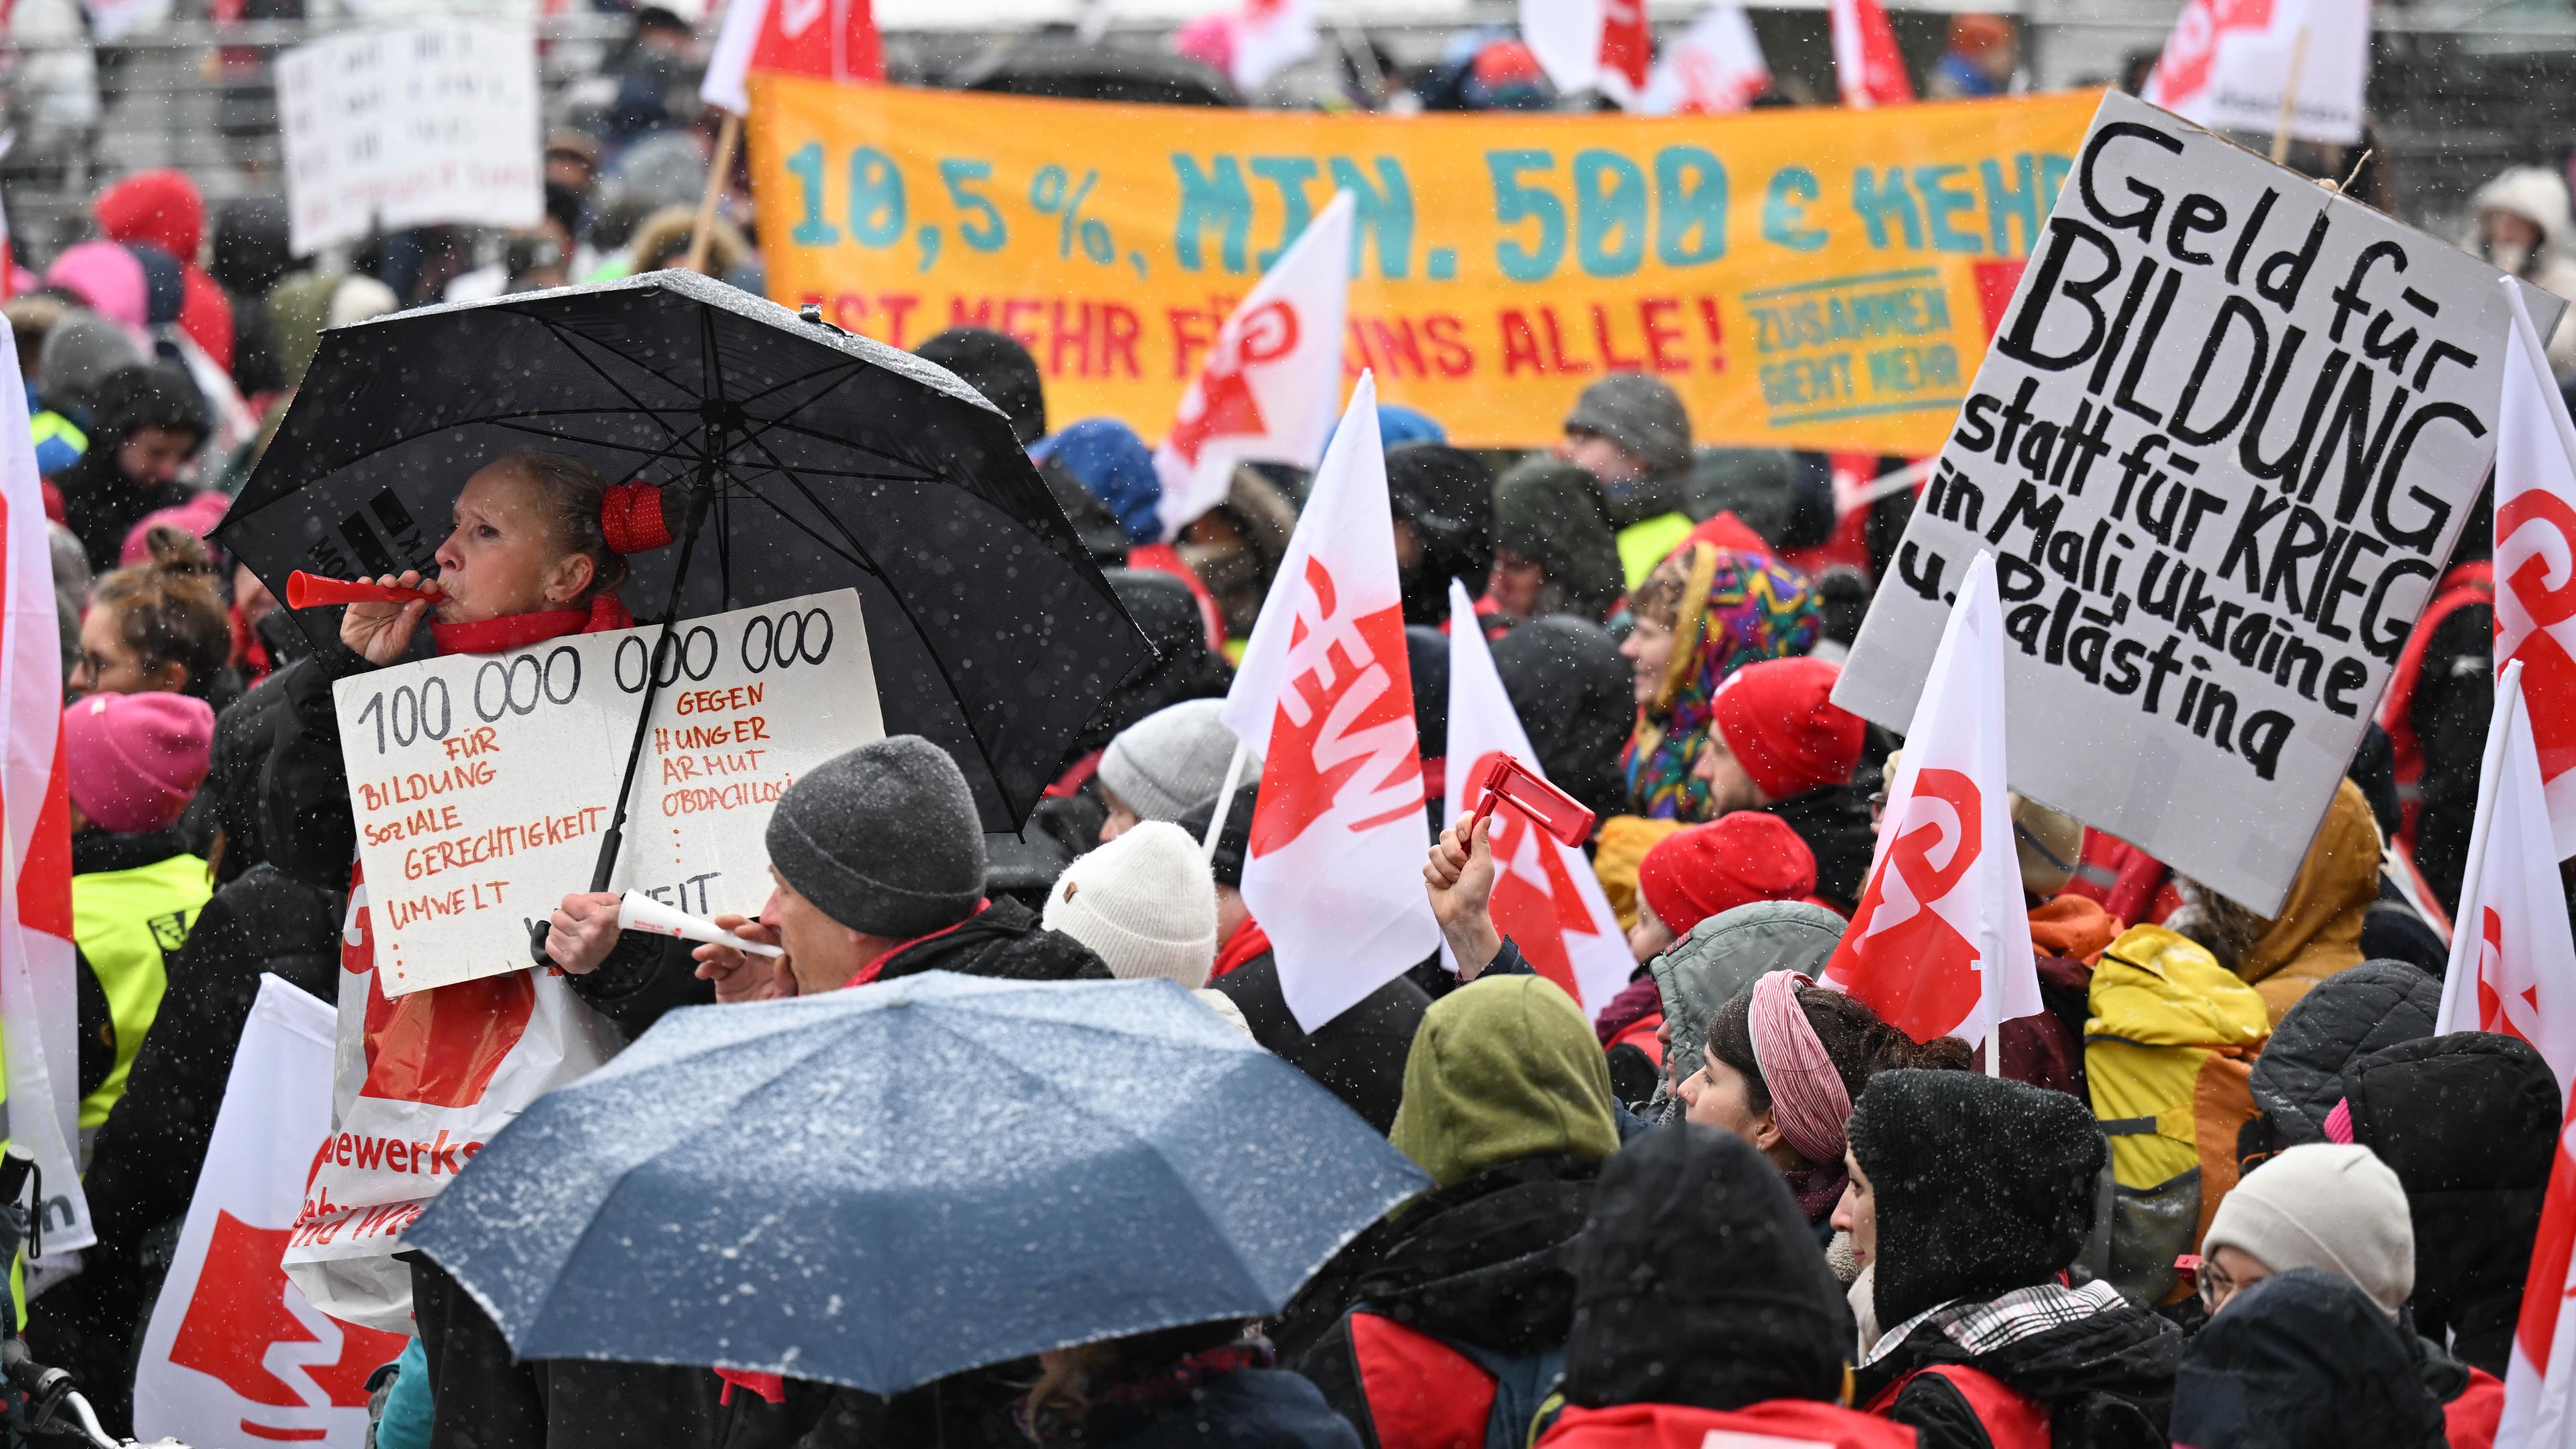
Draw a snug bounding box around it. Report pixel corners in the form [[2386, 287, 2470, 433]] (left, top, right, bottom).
[[335, 590, 883, 994], [1837, 91, 2561, 916], [278, 20, 543, 256]]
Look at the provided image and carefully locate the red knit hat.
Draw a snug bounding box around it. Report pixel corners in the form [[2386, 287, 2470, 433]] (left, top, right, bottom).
[[1636, 812, 1817, 936], [64, 691, 214, 835], [1710, 657, 1864, 802], [95, 169, 206, 263]]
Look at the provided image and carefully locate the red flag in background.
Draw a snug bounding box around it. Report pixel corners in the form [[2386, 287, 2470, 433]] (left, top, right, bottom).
[[1829, 0, 1913, 107], [700, 0, 882, 113]]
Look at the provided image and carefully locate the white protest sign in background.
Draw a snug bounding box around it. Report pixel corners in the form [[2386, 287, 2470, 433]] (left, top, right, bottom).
[[1837, 90, 2559, 916], [134, 975, 409, 1449], [276, 20, 543, 256], [335, 589, 883, 995], [2143, 0, 2371, 148]]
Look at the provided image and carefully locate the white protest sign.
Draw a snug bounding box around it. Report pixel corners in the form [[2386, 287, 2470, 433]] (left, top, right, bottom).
[[277, 20, 543, 256], [334, 590, 883, 995], [1837, 91, 2563, 916], [2143, 0, 2371, 148]]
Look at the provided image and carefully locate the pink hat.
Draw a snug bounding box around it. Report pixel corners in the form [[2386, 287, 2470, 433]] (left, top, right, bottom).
[[64, 691, 215, 835], [44, 241, 149, 341], [119, 490, 231, 568]]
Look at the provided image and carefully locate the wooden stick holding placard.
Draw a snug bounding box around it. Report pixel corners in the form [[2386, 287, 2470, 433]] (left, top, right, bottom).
[[2270, 27, 2309, 166], [684, 110, 742, 275]]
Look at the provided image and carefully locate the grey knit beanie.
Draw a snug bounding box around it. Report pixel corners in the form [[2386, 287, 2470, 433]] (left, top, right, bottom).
[[2204, 1142, 2414, 1317], [1096, 699, 1254, 824], [764, 735, 986, 938], [1564, 373, 1692, 478]]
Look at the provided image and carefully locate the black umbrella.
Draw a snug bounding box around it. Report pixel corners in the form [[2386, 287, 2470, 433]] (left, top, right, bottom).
[[951, 38, 1240, 106], [214, 270, 1153, 861]]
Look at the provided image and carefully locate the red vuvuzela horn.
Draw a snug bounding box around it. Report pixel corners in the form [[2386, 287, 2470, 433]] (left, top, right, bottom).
[[284, 571, 439, 609]]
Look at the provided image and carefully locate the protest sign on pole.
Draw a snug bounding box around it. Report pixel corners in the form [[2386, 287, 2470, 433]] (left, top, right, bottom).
[[748, 80, 2098, 451], [1835, 90, 2565, 916], [1442, 580, 1632, 1020], [2491, 277, 2576, 860], [277, 20, 543, 256], [134, 975, 408, 1449], [0, 308, 89, 1257], [1221, 374, 1439, 1032], [2142, 0, 2370, 149], [1152, 191, 1351, 539], [333, 590, 882, 995]]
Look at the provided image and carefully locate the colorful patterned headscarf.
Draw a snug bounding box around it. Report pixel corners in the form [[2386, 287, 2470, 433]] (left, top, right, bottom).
[[1621, 545, 1819, 820]]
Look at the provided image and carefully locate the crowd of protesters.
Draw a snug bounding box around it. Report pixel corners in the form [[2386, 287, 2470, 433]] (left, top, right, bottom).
[[1, 5, 2571, 1449]]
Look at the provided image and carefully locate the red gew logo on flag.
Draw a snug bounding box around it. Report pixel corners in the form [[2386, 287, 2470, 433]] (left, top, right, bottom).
[[1167, 301, 1299, 469], [1835, 768, 1985, 1036], [1250, 556, 1419, 854]]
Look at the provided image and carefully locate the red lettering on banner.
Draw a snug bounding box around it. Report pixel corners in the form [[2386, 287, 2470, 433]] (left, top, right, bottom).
[[1424, 315, 1473, 378], [1641, 299, 1690, 374], [1250, 558, 1422, 855], [1102, 304, 1143, 378], [2500, 488, 2576, 780], [1499, 310, 1546, 376], [1698, 297, 1728, 372], [1843, 767, 1986, 1033], [1590, 303, 1646, 372], [1538, 307, 1592, 374]]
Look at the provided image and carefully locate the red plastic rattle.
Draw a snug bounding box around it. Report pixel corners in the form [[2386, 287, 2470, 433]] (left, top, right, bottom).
[[1464, 753, 1597, 848]]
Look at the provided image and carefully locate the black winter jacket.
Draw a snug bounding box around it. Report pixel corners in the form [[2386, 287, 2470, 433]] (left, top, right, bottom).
[[2237, 960, 2438, 1171], [1205, 948, 1426, 1136], [1761, 784, 1875, 913], [1855, 1291, 2180, 1449], [2343, 1031, 2560, 1376]]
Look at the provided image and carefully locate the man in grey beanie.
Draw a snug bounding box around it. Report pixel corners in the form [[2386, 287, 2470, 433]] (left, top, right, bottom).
[[1095, 698, 1257, 841], [550, 735, 1106, 1001], [1558, 372, 1696, 588]]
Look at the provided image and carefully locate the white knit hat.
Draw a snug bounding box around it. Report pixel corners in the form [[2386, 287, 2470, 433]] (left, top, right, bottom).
[[2203, 1142, 2414, 1316], [1042, 822, 1220, 987], [1096, 699, 1255, 824]]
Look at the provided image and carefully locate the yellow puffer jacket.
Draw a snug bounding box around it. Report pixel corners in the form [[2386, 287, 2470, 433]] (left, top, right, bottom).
[[2086, 924, 2270, 1304]]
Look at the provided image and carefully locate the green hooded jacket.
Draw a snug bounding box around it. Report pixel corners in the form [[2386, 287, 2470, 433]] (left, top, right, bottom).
[[1389, 976, 1621, 1190]]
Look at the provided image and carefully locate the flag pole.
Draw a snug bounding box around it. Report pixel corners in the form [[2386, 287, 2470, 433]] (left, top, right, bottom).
[[2269, 26, 2309, 165], [684, 109, 744, 275], [1202, 739, 1251, 859]]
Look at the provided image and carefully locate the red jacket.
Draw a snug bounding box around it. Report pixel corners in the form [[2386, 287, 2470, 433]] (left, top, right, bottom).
[[2445, 1366, 2502, 1449], [1539, 1399, 1919, 1448]]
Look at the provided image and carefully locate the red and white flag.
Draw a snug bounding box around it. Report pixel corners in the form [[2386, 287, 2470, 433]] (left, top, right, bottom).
[[2140, 0, 2369, 147], [2502, 1091, 2576, 1446], [1153, 191, 1352, 540], [1521, 0, 1654, 107], [1639, 3, 1770, 116], [1821, 550, 2038, 1055], [2436, 660, 2576, 1099], [700, 0, 883, 115], [1220, 373, 1438, 1031], [2495, 277, 2576, 861], [0, 315, 89, 1254], [1442, 579, 1631, 1020], [1829, 0, 1912, 107], [133, 976, 409, 1448]]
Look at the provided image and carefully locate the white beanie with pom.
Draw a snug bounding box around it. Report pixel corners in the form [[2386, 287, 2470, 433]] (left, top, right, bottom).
[[1042, 821, 1220, 987]]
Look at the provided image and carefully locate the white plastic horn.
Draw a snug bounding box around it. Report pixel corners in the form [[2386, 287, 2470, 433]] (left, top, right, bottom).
[[616, 890, 784, 957]]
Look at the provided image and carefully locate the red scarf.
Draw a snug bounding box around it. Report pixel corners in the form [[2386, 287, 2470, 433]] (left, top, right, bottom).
[[431, 592, 633, 656], [1211, 918, 1271, 980]]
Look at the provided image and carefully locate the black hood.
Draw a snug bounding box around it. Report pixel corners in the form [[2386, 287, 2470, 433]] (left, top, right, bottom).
[[1388, 443, 1495, 629], [1760, 784, 1876, 911], [2344, 1030, 2559, 1375], [2247, 961, 2439, 1144], [2169, 1269, 2447, 1449], [1346, 1154, 1596, 1354], [1848, 1070, 2103, 1328], [1562, 1124, 1845, 1413], [1857, 1289, 2182, 1440], [1490, 619, 1631, 828], [871, 896, 1109, 983], [1060, 569, 1230, 763]]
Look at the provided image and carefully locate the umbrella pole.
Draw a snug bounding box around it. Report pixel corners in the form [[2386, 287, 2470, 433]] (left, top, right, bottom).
[[528, 461, 719, 965]]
